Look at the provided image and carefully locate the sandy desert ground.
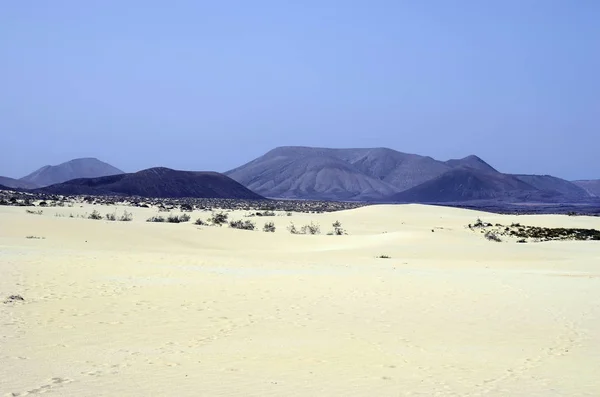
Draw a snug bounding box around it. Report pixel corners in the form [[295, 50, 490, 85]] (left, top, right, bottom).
[[1, 203, 599, 396]]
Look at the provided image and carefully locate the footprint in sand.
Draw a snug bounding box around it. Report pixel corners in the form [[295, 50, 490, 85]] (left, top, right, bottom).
[[7, 377, 73, 396]]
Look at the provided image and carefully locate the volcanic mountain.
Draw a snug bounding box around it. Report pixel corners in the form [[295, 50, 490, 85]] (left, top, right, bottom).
[[36, 167, 264, 199], [226, 146, 595, 203]]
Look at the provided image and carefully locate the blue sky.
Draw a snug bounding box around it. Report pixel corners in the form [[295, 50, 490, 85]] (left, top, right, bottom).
[[1, 1, 598, 180]]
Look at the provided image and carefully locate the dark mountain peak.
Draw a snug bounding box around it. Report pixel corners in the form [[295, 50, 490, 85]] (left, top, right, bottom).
[[21, 158, 124, 187], [36, 167, 263, 200]]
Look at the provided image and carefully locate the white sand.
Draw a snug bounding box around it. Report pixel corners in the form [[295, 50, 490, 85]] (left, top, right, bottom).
[[1, 203, 599, 396]]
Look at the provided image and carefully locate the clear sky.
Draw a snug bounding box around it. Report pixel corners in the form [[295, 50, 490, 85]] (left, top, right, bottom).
[[1, 1, 598, 180]]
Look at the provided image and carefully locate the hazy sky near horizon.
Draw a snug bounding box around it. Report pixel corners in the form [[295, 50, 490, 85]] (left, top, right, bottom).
[[1, 1, 598, 180]]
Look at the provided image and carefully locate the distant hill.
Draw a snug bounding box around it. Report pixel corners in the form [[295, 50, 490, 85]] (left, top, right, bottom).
[[226, 147, 398, 200], [513, 175, 592, 200], [225, 146, 452, 200], [0, 176, 38, 190], [226, 146, 597, 203], [21, 158, 124, 187], [388, 168, 539, 203], [572, 180, 600, 197], [35, 167, 264, 199]]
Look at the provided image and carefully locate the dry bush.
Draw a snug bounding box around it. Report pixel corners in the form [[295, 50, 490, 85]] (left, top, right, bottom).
[[263, 221, 276, 232], [229, 219, 256, 230]]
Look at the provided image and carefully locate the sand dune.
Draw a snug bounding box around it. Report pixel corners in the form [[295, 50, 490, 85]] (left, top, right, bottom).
[[1, 203, 599, 396]]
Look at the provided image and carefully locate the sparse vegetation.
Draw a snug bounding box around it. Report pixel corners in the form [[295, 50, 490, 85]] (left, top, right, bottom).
[[88, 210, 103, 220], [376, 254, 391, 259], [119, 210, 133, 221], [470, 219, 600, 242], [105, 211, 117, 221], [146, 215, 166, 223], [166, 213, 191, 223], [209, 211, 229, 226], [26, 235, 45, 239], [194, 218, 207, 226], [263, 221, 276, 232], [4, 295, 25, 304], [301, 222, 321, 235], [229, 219, 256, 230], [287, 222, 299, 234], [484, 231, 502, 242], [328, 220, 346, 235], [25, 209, 43, 215], [288, 221, 321, 235]]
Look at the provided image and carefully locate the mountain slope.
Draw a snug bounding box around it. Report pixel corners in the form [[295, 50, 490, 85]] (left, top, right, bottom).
[[388, 168, 542, 203], [21, 158, 124, 187], [572, 180, 600, 197], [340, 147, 452, 191], [0, 176, 38, 189], [225, 147, 400, 200], [35, 167, 264, 199], [513, 175, 592, 200], [225, 146, 456, 200]]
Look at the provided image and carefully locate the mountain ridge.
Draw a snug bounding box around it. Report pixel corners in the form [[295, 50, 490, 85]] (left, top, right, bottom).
[[226, 146, 595, 203], [0, 176, 39, 190], [35, 167, 264, 200]]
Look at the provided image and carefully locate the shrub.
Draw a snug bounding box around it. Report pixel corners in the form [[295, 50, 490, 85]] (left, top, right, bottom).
[[209, 211, 229, 226], [229, 219, 255, 230], [300, 222, 320, 235], [4, 295, 25, 304], [376, 254, 391, 259], [147, 215, 165, 223], [259, 210, 276, 217], [25, 209, 43, 215], [288, 222, 321, 235], [105, 212, 117, 221], [330, 220, 346, 235], [88, 210, 103, 220], [263, 221, 276, 232], [484, 231, 502, 242], [166, 213, 191, 223], [194, 218, 207, 226], [119, 210, 133, 222], [287, 222, 299, 234]]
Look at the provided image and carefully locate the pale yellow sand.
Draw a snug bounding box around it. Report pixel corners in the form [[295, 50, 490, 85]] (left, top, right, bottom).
[[1, 203, 599, 396]]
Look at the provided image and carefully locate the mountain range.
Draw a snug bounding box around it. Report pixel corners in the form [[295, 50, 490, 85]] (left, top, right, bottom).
[[0, 148, 598, 203], [225, 146, 596, 203], [34, 167, 263, 200]]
